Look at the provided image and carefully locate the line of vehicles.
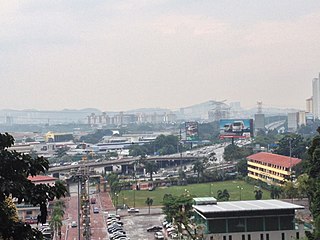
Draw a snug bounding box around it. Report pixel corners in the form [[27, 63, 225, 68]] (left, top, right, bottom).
[[106, 213, 129, 240]]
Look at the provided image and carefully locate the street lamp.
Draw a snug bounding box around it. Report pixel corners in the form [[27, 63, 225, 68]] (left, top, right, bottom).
[[115, 193, 119, 215], [209, 184, 213, 196], [237, 186, 243, 200]]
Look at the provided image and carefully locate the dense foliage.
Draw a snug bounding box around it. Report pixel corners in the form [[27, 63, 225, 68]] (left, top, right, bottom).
[[162, 193, 197, 239], [129, 134, 179, 157], [305, 128, 320, 239], [79, 129, 113, 143], [223, 144, 253, 162], [274, 133, 309, 159], [0, 132, 67, 239]]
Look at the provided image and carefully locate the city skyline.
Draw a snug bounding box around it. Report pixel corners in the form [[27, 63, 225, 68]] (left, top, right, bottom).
[[1, 1, 320, 111]]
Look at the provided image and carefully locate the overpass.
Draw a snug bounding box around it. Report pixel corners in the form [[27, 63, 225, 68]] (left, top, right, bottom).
[[48, 155, 202, 174], [265, 120, 286, 131]]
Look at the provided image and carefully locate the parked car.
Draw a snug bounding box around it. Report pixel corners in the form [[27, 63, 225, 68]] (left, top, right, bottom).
[[71, 221, 77, 228], [25, 216, 37, 224], [107, 220, 123, 226], [93, 207, 99, 213], [147, 225, 162, 232], [109, 232, 127, 240], [127, 208, 139, 213], [154, 231, 164, 239]]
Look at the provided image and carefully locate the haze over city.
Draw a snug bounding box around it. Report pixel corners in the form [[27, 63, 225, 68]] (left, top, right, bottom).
[[1, 0, 320, 111]]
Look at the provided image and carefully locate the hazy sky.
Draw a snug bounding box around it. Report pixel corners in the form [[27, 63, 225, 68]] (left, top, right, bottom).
[[1, 0, 320, 111]]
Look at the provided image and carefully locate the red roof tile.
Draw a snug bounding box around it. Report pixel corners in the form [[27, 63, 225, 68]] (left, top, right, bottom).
[[28, 175, 57, 182], [247, 152, 301, 168]]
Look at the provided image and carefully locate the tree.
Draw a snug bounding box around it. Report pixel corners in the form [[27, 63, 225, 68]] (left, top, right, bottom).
[[50, 200, 65, 240], [274, 133, 308, 159], [144, 161, 159, 181], [129, 145, 149, 157], [193, 160, 205, 183], [217, 189, 230, 201], [107, 172, 122, 203], [0, 132, 67, 239], [162, 192, 196, 240], [270, 185, 282, 199], [254, 189, 263, 200], [55, 147, 69, 158], [145, 197, 153, 215], [236, 159, 248, 177], [223, 144, 253, 162], [282, 181, 298, 199], [305, 128, 320, 239], [296, 174, 309, 199], [79, 129, 113, 144]]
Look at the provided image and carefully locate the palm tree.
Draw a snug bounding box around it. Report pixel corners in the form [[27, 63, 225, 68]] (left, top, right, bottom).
[[49, 214, 63, 240], [254, 189, 263, 200], [49, 200, 65, 240], [217, 189, 230, 201], [193, 160, 205, 183], [145, 197, 153, 215]]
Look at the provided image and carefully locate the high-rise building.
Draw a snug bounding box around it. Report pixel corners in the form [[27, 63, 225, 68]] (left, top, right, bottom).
[[312, 74, 320, 118], [287, 112, 298, 132], [306, 97, 313, 113]]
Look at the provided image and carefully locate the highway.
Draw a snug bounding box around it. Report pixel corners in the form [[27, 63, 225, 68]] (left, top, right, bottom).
[[48, 142, 232, 175]]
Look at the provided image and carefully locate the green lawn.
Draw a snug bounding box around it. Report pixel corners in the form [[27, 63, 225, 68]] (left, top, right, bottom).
[[116, 180, 270, 208]]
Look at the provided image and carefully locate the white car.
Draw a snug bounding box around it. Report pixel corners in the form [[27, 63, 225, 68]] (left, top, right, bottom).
[[127, 208, 139, 213], [154, 231, 164, 239]]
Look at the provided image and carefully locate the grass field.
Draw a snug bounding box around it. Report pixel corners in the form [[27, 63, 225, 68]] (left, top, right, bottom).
[[116, 180, 270, 208]]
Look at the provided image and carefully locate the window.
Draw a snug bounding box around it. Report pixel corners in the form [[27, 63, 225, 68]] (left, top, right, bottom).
[[260, 233, 264, 240], [210, 237, 213, 240], [229, 236, 232, 240], [242, 234, 245, 240], [266, 233, 269, 240], [223, 236, 226, 240], [248, 234, 251, 240], [282, 233, 285, 240], [296, 232, 299, 239]]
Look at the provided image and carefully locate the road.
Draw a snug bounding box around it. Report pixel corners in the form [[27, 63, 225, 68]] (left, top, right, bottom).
[[64, 183, 109, 240]]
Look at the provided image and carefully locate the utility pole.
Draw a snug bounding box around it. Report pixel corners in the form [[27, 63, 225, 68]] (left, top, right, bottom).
[[179, 126, 183, 171], [76, 175, 81, 240]]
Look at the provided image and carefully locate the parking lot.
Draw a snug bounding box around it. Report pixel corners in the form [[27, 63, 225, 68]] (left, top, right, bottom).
[[120, 212, 165, 240]]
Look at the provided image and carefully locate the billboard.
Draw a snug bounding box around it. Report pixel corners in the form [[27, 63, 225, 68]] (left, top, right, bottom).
[[219, 119, 253, 139], [185, 122, 199, 141]]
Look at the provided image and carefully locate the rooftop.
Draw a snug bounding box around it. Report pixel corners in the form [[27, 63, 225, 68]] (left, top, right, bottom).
[[247, 152, 301, 168], [28, 175, 57, 182], [193, 199, 304, 214]]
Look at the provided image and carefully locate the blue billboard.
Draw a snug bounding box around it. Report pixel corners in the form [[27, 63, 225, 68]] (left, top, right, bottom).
[[219, 119, 253, 139]]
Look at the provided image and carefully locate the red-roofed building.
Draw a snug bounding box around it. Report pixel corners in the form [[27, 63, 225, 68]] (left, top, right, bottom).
[[28, 175, 57, 186], [247, 152, 302, 186]]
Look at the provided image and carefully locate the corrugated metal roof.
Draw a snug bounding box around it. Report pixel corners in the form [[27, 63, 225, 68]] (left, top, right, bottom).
[[28, 175, 57, 182], [193, 197, 217, 205], [247, 152, 301, 168], [193, 200, 304, 213]]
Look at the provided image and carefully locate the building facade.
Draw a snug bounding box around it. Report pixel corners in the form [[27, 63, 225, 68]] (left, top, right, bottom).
[[312, 75, 320, 119], [247, 152, 301, 186], [193, 199, 307, 240], [306, 97, 313, 113]]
